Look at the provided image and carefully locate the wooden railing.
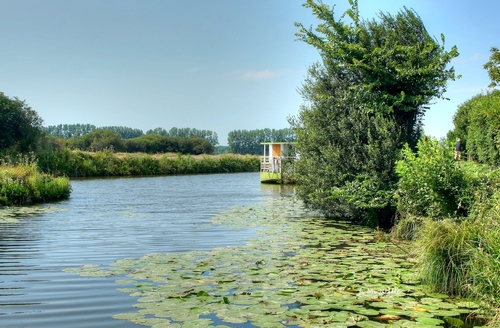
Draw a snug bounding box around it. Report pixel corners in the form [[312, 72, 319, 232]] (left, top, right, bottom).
[[260, 156, 280, 173]]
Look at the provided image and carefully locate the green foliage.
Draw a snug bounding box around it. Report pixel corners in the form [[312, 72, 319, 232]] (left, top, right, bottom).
[[466, 191, 500, 310], [43, 124, 97, 138], [416, 219, 476, 297], [66, 129, 126, 152], [169, 127, 219, 146], [146, 127, 169, 136], [292, 86, 400, 226], [214, 145, 230, 154], [394, 145, 500, 311], [43, 124, 144, 139], [448, 90, 500, 165], [395, 138, 467, 219], [36, 150, 259, 177], [98, 126, 144, 139], [147, 127, 219, 146], [0, 155, 70, 205], [291, 0, 458, 226], [124, 135, 214, 155], [295, 0, 458, 149], [227, 128, 296, 155], [484, 46, 500, 88], [0, 92, 44, 152], [417, 191, 500, 310]]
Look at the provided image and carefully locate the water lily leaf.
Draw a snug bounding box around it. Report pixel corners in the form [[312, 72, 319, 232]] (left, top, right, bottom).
[[426, 292, 449, 299], [429, 309, 462, 317], [374, 314, 401, 322], [196, 291, 209, 297], [112, 313, 145, 321], [379, 308, 407, 316], [444, 317, 465, 327], [356, 320, 392, 327], [354, 308, 380, 316], [368, 301, 392, 308], [415, 317, 445, 325]]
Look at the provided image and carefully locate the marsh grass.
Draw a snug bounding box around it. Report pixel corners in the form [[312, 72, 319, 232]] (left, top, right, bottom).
[[416, 219, 475, 297], [395, 142, 500, 323], [466, 193, 500, 312], [416, 194, 500, 323], [36, 149, 259, 177], [0, 155, 71, 205]]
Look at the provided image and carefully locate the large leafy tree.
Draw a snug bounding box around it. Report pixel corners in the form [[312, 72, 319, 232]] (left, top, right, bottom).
[[291, 0, 458, 226], [0, 92, 44, 152], [484, 47, 500, 88], [448, 90, 500, 165]]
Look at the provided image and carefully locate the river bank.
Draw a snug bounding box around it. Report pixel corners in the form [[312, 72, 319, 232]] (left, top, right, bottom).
[[0, 155, 71, 205], [35, 148, 259, 177]]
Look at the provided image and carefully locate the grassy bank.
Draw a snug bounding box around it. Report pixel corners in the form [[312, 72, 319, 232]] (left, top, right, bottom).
[[35, 148, 260, 177], [0, 155, 71, 205], [394, 139, 500, 324]]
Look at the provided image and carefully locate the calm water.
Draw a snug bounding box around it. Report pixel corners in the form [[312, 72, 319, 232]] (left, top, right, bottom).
[[0, 172, 290, 328]]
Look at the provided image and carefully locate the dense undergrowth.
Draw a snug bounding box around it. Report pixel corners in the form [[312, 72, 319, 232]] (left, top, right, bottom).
[[35, 148, 260, 177], [0, 154, 71, 205], [394, 138, 500, 324]]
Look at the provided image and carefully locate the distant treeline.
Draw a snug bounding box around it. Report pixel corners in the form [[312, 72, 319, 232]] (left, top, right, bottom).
[[42, 124, 297, 155], [41, 129, 214, 155], [43, 124, 219, 146], [227, 128, 296, 155]]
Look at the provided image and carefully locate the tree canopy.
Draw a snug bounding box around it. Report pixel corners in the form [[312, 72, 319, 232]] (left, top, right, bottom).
[[0, 92, 44, 152], [484, 47, 500, 88], [291, 0, 458, 226], [43, 124, 97, 139], [227, 128, 296, 155], [147, 127, 219, 146], [448, 90, 500, 165]]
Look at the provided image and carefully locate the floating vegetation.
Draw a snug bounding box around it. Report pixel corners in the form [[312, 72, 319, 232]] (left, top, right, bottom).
[[64, 196, 485, 327], [0, 205, 65, 223]]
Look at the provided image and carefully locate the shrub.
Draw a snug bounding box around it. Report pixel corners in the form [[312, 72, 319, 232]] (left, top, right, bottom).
[[395, 138, 468, 219]]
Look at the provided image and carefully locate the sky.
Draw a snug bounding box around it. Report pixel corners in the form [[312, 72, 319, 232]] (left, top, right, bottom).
[[1, 1, 498, 145]]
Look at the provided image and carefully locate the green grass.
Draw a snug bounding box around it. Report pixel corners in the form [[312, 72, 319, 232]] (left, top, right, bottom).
[[396, 159, 500, 324], [0, 156, 71, 205]]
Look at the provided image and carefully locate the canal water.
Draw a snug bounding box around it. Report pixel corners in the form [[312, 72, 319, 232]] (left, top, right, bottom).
[[0, 172, 288, 328]]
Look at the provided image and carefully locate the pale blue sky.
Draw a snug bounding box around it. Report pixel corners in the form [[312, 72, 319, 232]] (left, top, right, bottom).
[[1, 1, 498, 145]]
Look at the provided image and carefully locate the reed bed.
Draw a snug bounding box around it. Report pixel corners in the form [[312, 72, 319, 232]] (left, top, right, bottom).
[[36, 148, 260, 177], [0, 154, 71, 205]]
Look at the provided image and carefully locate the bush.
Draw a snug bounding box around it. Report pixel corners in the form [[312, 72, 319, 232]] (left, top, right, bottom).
[[395, 138, 467, 220]]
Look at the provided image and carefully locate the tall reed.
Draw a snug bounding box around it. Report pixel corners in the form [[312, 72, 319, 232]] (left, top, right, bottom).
[[0, 155, 71, 205], [36, 149, 260, 177], [416, 219, 475, 296]]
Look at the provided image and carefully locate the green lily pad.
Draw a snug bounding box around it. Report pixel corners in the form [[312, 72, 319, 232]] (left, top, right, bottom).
[[415, 317, 445, 325]]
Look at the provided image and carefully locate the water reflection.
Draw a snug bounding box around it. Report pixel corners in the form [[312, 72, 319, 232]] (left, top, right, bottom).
[[260, 182, 295, 196], [0, 172, 285, 327]]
